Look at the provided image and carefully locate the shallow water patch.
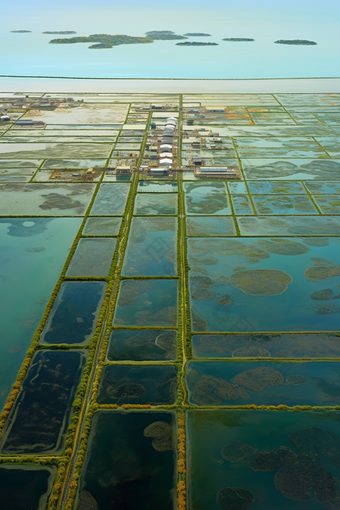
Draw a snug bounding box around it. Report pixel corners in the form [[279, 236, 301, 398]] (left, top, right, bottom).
[[184, 182, 232, 215], [134, 194, 178, 215], [186, 217, 237, 237], [237, 216, 340, 236], [82, 216, 122, 236], [107, 329, 177, 361], [90, 183, 130, 215]]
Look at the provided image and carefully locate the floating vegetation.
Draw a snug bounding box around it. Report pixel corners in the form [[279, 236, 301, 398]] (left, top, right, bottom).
[[143, 421, 173, 452], [304, 260, 340, 281], [217, 294, 232, 306], [223, 38, 254, 42], [231, 366, 284, 392], [229, 269, 293, 296], [221, 441, 256, 463], [188, 370, 250, 406], [285, 374, 307, 385], [192, 288, 216, 301], [310, 288, 340, 300], [232, 346, 271, 358], [257, 238, 310, 256], [249, 447, 297, 471], [289, 427, 340, 466], [77, 490, 99, 510], [274, 39, 317, 45], [108, 383, 147, 399], [216, 487, 254, 510]]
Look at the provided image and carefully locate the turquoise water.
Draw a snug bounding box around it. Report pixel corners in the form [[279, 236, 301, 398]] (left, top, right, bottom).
[[0, 217, 81, 408], [188, 237, 340, 332], [187, 410, 340, 510], [1, 8, 339, 79]]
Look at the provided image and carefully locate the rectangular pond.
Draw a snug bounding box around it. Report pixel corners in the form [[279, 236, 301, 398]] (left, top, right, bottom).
[[0, 350, 87, 455], [184, 182, 232, 215], [122, 217, 177, 276], [186, 361, 340, 407], [90, 183, 130, 215], [188, 237, 340, 332], [82, 216, 122, 236], [0, 465, 56, 510], [66, 238, 116, 277], [134, 194, 178, 215], [191, 333, 340, 359], [39, 281, 107, 345], [97, 364, 177, 405], [107, 329, 177, 361], [76, 411, 176, 510]]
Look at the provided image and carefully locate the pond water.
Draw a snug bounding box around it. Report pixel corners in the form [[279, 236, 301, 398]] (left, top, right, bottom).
[[188, 237, 340, 332], [90, 182, 130, 215], [66, 237, 116, 277], [187, 410, 340, 510], [237, 217, 340, 236], [184, 182, 232, 215], [134, 194, 178, 215], [1, 350, 87, 455], [191, 333, 340, 359], [40, 281, 106, 345], [137, 181, 178, 193], [186, 216, 237, 237], [107, 329, 177, 361], [76, 410, 176, 510], [82, 216, 122, 236], [0, 217, 81, 408], [98, 364, 177, 405], [186, 361, 340, 407], [0, 465, 56, 510], [114, 279, 178, 327], [122, 217, 177, 276], [0, 183, 95, 216]]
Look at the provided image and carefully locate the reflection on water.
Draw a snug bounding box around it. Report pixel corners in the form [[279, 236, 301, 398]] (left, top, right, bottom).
[[107, 329, 177, 361], [188, 410, 340, 510]]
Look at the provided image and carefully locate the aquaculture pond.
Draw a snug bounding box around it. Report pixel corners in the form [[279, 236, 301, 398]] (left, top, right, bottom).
[[191, 333, 340, 359], [0, 217, 82, 408], [184, 182, 232, 215], [40, 281, 107, 345], [186, 361, 340, 407], [97, 365, 177, 405], [0, 350, 87, 455], [76, 411, 176, 510], [122, 217, 177, 276], [114, 279, 178, 327], [82, 216, 122, 236], [90, 182, 130, 215], [134, 193, 178, 215], [186, 216, 237, 237], [107, 329, 177, 361], [0, 465, 56, 510], [187, 410, 340, 510], [66, 238, 116, 277]]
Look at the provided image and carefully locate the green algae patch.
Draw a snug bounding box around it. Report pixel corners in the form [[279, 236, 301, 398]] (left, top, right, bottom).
[[257, 238, 310, 256], [286, 375, 307, 386], [143, 421, 174, 452], [221, 440, 256, 463], [231, 366, 284, 392], [229, 269, 293, 296], [304, 261, 340, 281]]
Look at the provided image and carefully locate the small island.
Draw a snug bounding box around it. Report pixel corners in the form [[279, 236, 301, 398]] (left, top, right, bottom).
[[184, 33, 211, 37], [145, 30, 187, 40], [274, 39, 317, 45], [176, 42, 218, 46], [223, 38, 254, 42], [43, 31, 77, 34], [49, 34, 154, 49], [10, 30, 31, 33]]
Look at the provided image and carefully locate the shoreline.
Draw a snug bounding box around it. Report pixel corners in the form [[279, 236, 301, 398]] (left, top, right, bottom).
[[1, 77, 340, 93]]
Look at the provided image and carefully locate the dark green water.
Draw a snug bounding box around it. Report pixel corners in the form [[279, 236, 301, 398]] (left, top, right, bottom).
[[66, 237, 116, 277], [97, 365, 177, 405], [107, 329, 177, 361], [40, 281, 106, 345], [0, 465, 56, 510], [187, 410, 340, 510], [1, 350, 87, 455], [77, 411, 176, 510]]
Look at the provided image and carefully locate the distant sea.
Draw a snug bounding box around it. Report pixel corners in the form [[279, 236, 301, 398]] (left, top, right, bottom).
[[1, 8, 339, 79]]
